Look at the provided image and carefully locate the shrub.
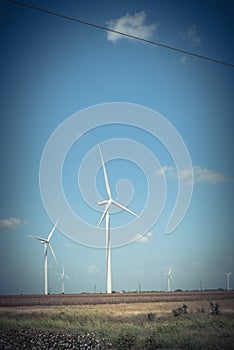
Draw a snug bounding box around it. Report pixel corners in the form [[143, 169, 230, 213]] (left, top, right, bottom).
[[145, 333, 159, 350], [209, 302, 220, 315], [182, 304, 188, 314], [172, 307, 183, 317], [147, 312, 156, 321], [172, 304, 188, 317], [115, 330, 137, 350]]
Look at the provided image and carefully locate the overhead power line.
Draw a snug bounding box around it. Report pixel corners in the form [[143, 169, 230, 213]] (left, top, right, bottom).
[[6, 0, 234, 68]]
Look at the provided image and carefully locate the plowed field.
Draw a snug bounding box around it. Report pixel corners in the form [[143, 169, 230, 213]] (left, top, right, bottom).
[[0, 290, 233, 307]]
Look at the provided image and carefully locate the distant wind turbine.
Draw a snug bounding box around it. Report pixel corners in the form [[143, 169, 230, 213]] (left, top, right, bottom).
[[97, 146, 139, 293], [165, 266, 174, 292], [226, 272, 232, 291], [59, 264, 69, 294], [29, 219, 59, 295]]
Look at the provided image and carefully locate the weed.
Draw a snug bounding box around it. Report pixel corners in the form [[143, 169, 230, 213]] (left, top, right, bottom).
[[145, 331, 163, 349], [115, 330, 137, 350], [172, 307, 182, 316], [182, 303, 188, 314], [147, 312, 156, 321], [172, 304, 188, 317], [209, 302, 220, 315]]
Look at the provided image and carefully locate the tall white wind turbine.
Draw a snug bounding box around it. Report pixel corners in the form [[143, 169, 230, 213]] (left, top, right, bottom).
[[29, 220, 59, 295], [165, 266, 174, 292], [226, 272, 232, 291], [97, 146, 138, 294], [59, 264, 70, 294]]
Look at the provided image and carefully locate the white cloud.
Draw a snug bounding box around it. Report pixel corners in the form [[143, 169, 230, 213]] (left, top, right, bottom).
[[107, 11, 157, 43], [181, 165, 228, 185], [134, 231, 152, 243], [0, 217, 27, 231], [181, 25, 202, 46], [156, 165, 229, 185], [180, 55, 188, 64], [88, 264, 99, 274], [155, 166, 174, 177]]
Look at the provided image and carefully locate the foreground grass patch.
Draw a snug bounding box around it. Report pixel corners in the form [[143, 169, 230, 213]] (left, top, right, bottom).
[[0, 301, 234, 349]]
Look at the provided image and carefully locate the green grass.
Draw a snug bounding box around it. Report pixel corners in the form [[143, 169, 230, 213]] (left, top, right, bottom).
[[0, 302, 234, 349]]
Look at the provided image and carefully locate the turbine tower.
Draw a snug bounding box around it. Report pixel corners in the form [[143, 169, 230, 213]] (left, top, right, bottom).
[[165, 266, 174, 292], [59, 264, 69, 294], [226, 272, 232, 291], [97, 146, 138, 294], [29, 220, 58, 295]]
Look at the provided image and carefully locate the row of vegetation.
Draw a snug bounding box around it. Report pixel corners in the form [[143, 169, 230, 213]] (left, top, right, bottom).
[[0, 300, 233, 349]]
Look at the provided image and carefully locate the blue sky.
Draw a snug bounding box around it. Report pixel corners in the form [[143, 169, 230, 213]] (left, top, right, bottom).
[[0, 0, 233, 294]]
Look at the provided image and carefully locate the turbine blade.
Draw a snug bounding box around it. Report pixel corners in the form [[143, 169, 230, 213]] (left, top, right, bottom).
[[112, 200, 138, 218], [98, 145, 111, 199], [97, 211, 107, 228], [49, 243, 57, 263], [47, 218, 59, 241], [29, 235, 47, 243], [98, 200, 109, 206], [97, 202, 111, 228]]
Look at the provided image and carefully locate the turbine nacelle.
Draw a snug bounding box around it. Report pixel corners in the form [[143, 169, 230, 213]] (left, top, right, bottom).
[[97, 198, 138, 228]]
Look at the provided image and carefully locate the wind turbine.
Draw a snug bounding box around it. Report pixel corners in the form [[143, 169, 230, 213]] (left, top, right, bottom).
[[29, 220, 59, 295], [226, 272, 232, 291], [165, 266, 174, 292], [97, 146, 138, 294], [59, 264, 69, 294]]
